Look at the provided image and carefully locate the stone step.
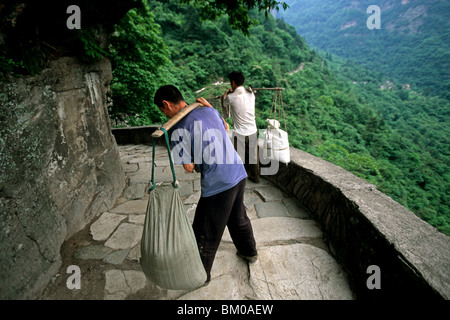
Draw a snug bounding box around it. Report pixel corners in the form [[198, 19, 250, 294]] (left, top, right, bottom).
[[174, 242, 353, 300], [177, 249, 253, 300], [249, 243, 354, 300], [109, 199, 147, 215], [222, 217, 323, 246], [90, 212, 127, 241]]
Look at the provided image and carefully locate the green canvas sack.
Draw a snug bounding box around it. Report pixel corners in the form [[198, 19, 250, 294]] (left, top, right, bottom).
[[140, 128, 207, 290]]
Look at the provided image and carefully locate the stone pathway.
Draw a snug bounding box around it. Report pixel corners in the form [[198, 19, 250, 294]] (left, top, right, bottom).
[[40, 144, 354, 300]]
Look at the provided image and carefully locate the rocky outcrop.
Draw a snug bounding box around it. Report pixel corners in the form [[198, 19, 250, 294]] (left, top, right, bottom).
[[0, 56, 126, 299]]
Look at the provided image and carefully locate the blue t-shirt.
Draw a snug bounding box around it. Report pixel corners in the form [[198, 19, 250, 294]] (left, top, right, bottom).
[[170, 106, 247, 197]]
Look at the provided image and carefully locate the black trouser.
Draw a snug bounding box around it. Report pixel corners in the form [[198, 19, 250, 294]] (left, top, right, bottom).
[[233, 132, 260, 182], [193, 178, 257, 281]]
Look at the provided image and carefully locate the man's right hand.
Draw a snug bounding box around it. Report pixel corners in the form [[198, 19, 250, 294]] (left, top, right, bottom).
[[223, 88, 233, 99]]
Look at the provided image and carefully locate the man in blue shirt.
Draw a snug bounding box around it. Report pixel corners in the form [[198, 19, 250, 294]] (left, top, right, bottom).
[[154, 85, 258, 283]]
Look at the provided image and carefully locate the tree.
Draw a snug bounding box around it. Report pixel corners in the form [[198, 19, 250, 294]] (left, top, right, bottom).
[[108, 1, 171, 125], [180, 0, 288, 35]]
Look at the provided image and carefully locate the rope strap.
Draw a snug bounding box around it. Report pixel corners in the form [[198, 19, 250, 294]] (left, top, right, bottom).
[[149, 127, 179, 192], [269, 88, 287, 132]]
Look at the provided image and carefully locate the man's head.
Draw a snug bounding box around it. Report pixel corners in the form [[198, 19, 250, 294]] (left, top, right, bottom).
[[154, 85, 185, 118], [228, 71, 245, 90]]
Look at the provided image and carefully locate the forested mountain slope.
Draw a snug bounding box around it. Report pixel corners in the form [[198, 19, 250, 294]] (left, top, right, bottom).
[[107, 0, 449, 235], [276, 0, 450, 97]]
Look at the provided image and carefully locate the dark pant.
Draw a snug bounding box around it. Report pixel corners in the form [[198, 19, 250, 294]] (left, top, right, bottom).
[[192, 178, 257, 281], [233, 132, 260, 182]]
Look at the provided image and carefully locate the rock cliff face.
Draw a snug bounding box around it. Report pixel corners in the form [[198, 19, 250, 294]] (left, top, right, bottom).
[[0, 56, 126, 299]]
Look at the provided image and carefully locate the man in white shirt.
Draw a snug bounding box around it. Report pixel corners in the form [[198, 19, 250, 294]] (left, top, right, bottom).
[[221, 71, 260, 183]]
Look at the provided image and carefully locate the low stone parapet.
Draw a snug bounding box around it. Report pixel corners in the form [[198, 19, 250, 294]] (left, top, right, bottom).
[[265, 147, 450, 299], [112, 125, 160, 145]]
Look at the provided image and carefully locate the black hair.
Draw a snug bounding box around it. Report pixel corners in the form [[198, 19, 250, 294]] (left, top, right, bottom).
[[227, 71, 245, 87], [154, 85, 185, 108]]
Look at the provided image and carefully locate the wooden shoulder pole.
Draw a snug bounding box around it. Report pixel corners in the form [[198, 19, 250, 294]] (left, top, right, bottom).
[[250, 87, 285, 91], [212, 87, 285, 99], [152, 102, 203, 138]]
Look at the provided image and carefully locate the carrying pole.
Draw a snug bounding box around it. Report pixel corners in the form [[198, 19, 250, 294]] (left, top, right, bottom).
[[152, 102, 203, 138], [212, 87, 285, 100], [250, 87, 285, 91]]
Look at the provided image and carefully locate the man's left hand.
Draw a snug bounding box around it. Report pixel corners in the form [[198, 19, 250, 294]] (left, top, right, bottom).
[[196, 97, 213, 108]]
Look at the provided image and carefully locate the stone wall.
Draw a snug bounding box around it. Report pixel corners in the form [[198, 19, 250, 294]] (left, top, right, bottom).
[[112, 125, 160, 146], [0, 57, 126, 299], [266, 148, 450, 299]]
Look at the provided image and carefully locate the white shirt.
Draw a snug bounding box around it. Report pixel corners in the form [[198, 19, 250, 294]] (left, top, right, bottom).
[[222, 86, 257, 136]]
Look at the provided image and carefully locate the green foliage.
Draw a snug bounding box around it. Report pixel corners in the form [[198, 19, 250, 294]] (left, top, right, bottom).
[[180, 0, 289, 35], [108, 1, 171, 126], [316, 141, 381, 180], [78, 29, 107, 63], [0, 55, 25, 74], [146, 0, 306, 99], [321, 53, 450, 236]]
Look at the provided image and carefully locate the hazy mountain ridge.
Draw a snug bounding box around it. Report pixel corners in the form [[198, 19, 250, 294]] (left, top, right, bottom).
[[276, 0, 450, 96]]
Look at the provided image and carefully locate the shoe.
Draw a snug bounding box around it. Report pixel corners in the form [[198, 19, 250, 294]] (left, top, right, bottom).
[[203, 274, 211, 286], [237, 251, 258, 263]]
